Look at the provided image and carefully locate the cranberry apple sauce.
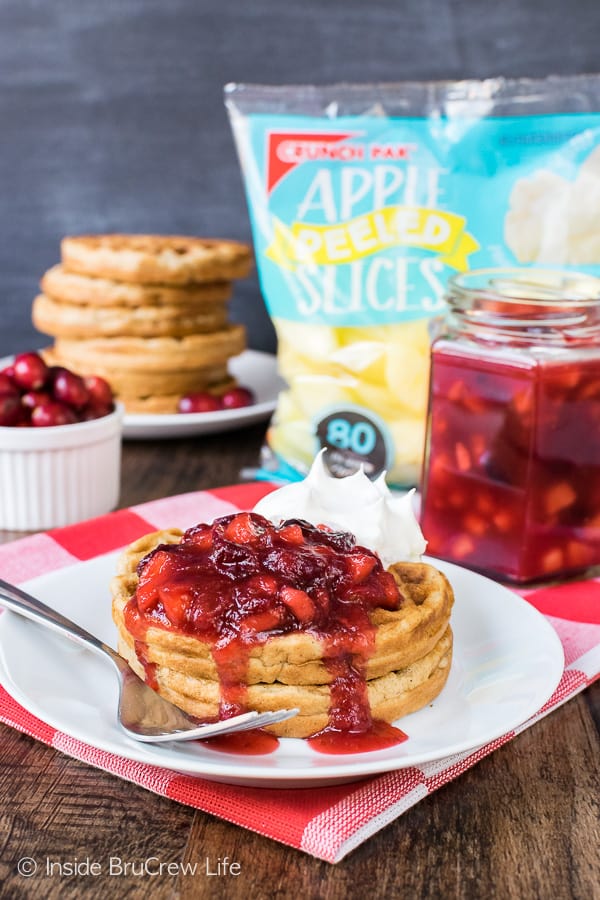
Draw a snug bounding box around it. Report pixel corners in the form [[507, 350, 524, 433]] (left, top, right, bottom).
[[421, 268, 600, 582], [124, 512, 409, 751], [112, 456, 453, 753]]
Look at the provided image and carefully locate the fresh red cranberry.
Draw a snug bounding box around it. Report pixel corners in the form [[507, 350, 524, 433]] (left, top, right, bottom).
[[178, 392, 222, 414], [83, 375, 114, 407], [12, 352, 49, 391], [21, 390, 51, 410], [31, 400, 78, 427], [0, 359, 114, 427], [220, 386, 255, 410], [81, 401, 113, 421], [0, 373, 19, 397], [51, 368, 90, 409], [0, 393, 22, 426]]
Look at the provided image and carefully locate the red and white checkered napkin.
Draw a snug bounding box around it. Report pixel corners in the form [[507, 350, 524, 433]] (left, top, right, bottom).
[[1, 483, 599, 864]]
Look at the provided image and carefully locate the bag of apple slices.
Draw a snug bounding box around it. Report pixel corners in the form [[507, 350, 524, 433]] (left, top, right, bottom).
[[225, 75, 600, 486]]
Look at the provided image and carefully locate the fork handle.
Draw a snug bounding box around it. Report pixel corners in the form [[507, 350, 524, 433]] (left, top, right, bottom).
[[0, 577, 117, 663]]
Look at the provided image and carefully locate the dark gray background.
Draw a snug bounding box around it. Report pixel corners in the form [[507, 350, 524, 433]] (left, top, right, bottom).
[[1, 0, 599, 357]]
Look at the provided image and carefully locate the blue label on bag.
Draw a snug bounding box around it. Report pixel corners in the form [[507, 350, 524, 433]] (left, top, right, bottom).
[[234, 112, 600, 325]]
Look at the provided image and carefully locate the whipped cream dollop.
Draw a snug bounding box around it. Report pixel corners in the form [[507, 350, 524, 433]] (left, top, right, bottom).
[[254, 451, 427, 568]]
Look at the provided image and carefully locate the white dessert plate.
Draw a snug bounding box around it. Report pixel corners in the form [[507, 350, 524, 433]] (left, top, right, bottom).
[[0, 553, 564, 788], [122, 350, 283, 439]]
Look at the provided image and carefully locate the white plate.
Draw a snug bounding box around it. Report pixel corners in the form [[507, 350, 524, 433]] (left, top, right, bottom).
[[0, 554, 564, 787], [122, 350, 283, 440]]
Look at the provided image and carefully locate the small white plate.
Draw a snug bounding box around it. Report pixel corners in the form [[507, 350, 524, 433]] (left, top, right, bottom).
[[122, 350, 283, 439], [0, 554, 564, 788]]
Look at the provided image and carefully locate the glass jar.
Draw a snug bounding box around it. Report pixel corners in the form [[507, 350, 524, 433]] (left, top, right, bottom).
[[420, 267, 600, 583]]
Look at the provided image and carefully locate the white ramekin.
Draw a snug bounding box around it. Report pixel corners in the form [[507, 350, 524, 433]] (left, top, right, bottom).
[[0, 404, 123, 531]]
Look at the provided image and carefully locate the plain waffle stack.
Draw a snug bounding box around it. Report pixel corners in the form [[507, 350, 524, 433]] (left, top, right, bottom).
[[34, 234, 252, 413]]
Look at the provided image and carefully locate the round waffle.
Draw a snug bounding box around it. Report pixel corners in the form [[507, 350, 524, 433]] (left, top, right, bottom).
[[33, 293, 230, 339], [111, 529, 454, 739], [61, 234, 253, 285], [51, 325, 246, 372], [43, 346, 232, 397], [116, 627, 452, 738], [41, 265, 232, 308]]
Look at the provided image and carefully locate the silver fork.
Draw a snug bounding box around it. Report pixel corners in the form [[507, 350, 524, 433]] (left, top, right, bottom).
[[0, 578, 298, 743]]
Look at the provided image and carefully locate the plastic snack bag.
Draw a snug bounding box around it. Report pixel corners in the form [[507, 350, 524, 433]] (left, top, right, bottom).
[[225, 76, 600, 486]]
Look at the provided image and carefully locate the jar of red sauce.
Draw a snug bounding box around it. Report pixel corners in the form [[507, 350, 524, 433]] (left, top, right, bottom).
[[420, 268, 600, 583]]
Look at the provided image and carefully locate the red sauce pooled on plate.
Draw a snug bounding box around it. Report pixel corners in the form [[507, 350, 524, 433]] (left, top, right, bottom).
[[203, 729, 281, 756], [124, 512, 408, 754]]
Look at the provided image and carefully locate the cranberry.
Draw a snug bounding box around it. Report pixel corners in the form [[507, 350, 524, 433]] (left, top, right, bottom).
[[21, 390, 51, 410], [83, 375, 114, 407], [81, 401, 113, 421], [0, 356, 114, 427], [0, 393, 22, 426], [178, 392, 222, 414], [0, 373, 19, 397], [31, 400, 78, 427], [12, 352, 49, 391], [51, 367, 90, 409], [220, 386, 255, 410]]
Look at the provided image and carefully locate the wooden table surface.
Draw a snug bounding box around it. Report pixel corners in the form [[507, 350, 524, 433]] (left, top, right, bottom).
[[1, 422, 598, 900]]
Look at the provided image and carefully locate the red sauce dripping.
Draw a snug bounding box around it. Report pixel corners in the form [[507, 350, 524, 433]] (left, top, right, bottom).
[[133, 639, 158, 692], [124, 512, 406, 753], [307, 651, 409, 753]]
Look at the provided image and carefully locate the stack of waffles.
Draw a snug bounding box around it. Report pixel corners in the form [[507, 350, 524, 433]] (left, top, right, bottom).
[[34, 235, 252, 414], [111, 523, 454, 739]]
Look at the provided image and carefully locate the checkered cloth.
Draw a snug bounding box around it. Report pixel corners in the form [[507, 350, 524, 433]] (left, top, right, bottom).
[[0, 484, 598, 863]]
